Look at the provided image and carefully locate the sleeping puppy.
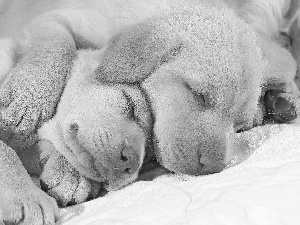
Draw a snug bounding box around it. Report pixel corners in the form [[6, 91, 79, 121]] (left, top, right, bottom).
[[95, 7, 300, 172], [38, 49, 153, 205], [39, 2, 299, 207]]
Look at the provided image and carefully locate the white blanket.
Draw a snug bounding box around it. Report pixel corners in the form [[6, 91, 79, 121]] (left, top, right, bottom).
[[58, 121, 300, 225]]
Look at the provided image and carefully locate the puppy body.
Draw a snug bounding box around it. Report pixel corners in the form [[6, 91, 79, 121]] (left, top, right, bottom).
[[39, 49, 152, 190]]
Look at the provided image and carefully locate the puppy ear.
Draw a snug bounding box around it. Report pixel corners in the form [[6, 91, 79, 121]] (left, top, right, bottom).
[[95, 18, 184, 84]]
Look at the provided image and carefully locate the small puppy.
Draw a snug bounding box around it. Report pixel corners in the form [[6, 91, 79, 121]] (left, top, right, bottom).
[[38, 48, 153, 205]]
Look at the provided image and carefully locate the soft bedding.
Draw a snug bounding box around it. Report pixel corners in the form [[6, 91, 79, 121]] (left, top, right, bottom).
[[57, 120, 300, 225]]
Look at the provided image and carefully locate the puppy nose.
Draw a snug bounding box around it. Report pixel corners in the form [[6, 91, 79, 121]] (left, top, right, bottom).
[[198, 155, 224, 175], [113, 147, 140, 175], [40, 179, 50, 192]]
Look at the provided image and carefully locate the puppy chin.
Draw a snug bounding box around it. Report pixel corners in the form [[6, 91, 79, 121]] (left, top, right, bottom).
[[103, 170, 140, 192]]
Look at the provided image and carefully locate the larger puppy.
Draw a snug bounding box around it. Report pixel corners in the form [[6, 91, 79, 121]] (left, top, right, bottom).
[[0, 0, 298, 224]]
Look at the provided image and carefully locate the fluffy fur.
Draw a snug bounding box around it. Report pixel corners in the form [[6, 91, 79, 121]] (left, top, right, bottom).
[[234, 0, 293, 37], [223, 0, 296, 37], [0, 0, 298, 224]]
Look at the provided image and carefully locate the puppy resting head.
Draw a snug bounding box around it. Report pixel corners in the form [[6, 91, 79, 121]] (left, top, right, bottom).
[[95, 4, 292, 175], [39, 50, 152, 191]]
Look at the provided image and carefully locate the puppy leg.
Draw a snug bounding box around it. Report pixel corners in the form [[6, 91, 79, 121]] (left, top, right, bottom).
[[0, 141, 58, 225], [261, 37, 300, 123], [0, 16, 76, 134]]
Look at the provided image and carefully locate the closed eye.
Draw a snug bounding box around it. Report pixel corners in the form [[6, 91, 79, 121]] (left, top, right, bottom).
[[234, 123, 246, 133], [193, 91, 206, 108], [122, 90, 136, 120], [184, 82, 209, 109]]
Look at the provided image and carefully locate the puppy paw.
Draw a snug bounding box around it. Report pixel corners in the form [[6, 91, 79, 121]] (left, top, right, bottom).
[[0, 140, 58, 225], [0, 69, 59, 134], [0, 184, 58, 225], [40, 148, 101, 207], [264, 90, 298, 123], [0, 40, 75, 134]]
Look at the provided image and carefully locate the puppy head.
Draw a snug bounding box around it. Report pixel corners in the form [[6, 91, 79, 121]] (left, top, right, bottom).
[[92, 6, 268, 175], [39, 50, 152, 191]]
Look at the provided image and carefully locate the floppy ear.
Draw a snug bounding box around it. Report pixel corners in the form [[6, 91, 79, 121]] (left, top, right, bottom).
[[95, 17, 184, 84]]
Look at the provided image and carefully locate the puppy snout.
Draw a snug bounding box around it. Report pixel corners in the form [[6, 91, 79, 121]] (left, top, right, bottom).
[[40, 179, 50, 192], [198, 154, 224, 175], [113, 147, 140, 176]]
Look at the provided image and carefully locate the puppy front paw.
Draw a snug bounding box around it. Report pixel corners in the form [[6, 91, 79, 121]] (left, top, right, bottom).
[[0, 183, 58, 225], [40, 148, 101, 207], [264, 90, 298, 123], [0, 140, 58, 225], [0, 68, 59, 134], [0, 40, 75, 134]]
